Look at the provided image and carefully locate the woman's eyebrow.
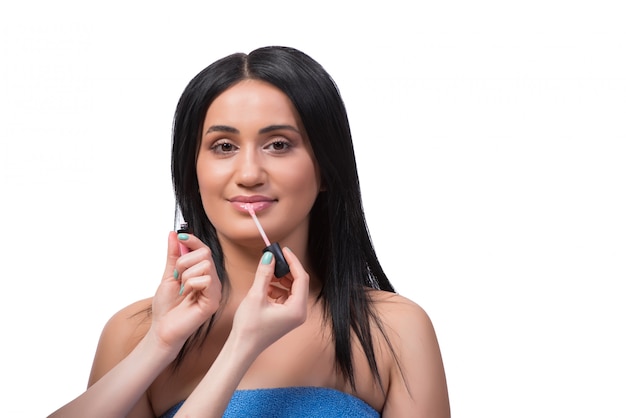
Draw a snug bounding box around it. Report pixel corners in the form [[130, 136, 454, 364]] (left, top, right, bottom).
[[258, 124, 300, 134], [205, 124, 300, 135], [205, 125, 239, 135]]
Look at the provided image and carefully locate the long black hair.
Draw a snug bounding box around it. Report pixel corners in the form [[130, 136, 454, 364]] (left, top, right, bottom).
[[171, 46, 395, 389]]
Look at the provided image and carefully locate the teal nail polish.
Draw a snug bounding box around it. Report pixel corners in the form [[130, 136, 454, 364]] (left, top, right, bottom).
[[173, 269, 179, 280], [179, 283, 184, 296], [261, 251, 273, 265], [178, 233, 189, 241]]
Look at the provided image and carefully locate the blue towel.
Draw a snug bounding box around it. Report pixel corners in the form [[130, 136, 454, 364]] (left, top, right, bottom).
[[160, 386, 380, 417]]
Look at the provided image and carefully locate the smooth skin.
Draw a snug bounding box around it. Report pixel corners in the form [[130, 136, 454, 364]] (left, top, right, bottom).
[[48, 80, 450, 418]]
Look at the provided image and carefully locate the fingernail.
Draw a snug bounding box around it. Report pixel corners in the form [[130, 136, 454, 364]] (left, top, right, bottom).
[[261, 251, 273, 265], [178, 233, 189, 241], [173, 269, 179, 280], [179, 283, 184, 296]]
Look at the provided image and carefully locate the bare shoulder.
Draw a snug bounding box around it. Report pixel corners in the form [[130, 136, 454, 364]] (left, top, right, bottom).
[[102, 297, 154, 345], [368, 290, 450, 418], [369, 290, 434, 332], [87, 297, 153, 386], [368, 290, 440, 358]]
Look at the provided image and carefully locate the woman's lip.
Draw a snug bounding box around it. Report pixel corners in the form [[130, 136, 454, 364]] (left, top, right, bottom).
[[230, 195, 274, 203], [230, 200, 274, 213]]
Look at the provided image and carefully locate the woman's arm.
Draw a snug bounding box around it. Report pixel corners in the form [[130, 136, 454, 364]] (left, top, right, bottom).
[[48, 325, 179, 418], [48, 231, 222, 418], [381, 295, 451, 418], [173, 248, 309, 418]]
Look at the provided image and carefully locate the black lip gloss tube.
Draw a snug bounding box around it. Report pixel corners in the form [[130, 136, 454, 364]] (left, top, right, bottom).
[[264, 242, 290, 278]]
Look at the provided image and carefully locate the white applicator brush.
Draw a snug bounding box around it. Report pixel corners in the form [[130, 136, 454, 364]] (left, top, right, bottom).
[[244, 203, 290, 278]]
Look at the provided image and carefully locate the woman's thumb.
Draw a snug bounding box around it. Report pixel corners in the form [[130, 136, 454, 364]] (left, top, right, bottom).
[[250, 251, 276, 294], [162, 231, 180, 281]]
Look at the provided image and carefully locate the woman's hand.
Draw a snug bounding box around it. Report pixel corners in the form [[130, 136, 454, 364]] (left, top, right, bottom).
[[149, 231, 222, 353], [47, 233, 222, 418], [172, 248, 310, 418], [231, 248, 309, 355]]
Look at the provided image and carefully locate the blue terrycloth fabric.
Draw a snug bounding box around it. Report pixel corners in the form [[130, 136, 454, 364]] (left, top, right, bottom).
[[160, 386, 380, 417]]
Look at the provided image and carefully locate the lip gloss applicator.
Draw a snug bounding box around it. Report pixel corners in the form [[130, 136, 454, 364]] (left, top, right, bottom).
[[244, 203, 290, 278], [174, 204, 190, 256]]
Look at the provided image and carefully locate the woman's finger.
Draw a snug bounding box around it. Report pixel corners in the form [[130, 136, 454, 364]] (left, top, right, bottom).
[[161, 231, 182, 282], [267, 283, 290, 301], [249, 251, 277, 296], [282, 248, 309, 307], [179, 259, 212, 282], [174, 242, 212, 286], [162, 231, 211, 283]]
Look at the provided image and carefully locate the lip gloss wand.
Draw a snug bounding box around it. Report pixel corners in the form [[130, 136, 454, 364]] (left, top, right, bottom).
[[244, 203, 290, 278], [174, 204, 190, 255]]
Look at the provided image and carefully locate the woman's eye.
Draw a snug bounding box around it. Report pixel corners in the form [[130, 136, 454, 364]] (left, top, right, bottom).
[[267, 140, 290, 152], [210, 141, 236, 154]]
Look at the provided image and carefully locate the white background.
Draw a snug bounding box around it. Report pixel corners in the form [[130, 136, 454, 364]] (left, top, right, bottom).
[[1, 1, 625, 417]]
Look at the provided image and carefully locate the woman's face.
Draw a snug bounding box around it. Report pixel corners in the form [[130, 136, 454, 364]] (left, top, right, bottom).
[[197, 79, 321, 249]]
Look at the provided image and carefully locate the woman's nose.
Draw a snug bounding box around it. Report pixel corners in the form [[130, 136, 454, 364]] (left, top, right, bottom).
[[234, 147, 266, 187]]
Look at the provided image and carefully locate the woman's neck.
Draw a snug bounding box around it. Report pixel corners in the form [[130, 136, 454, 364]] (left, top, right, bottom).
[[218, 234, 320, 300]]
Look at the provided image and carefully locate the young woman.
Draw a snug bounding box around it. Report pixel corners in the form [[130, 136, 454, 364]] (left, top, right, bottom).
[[49, 46, 450, 418]]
